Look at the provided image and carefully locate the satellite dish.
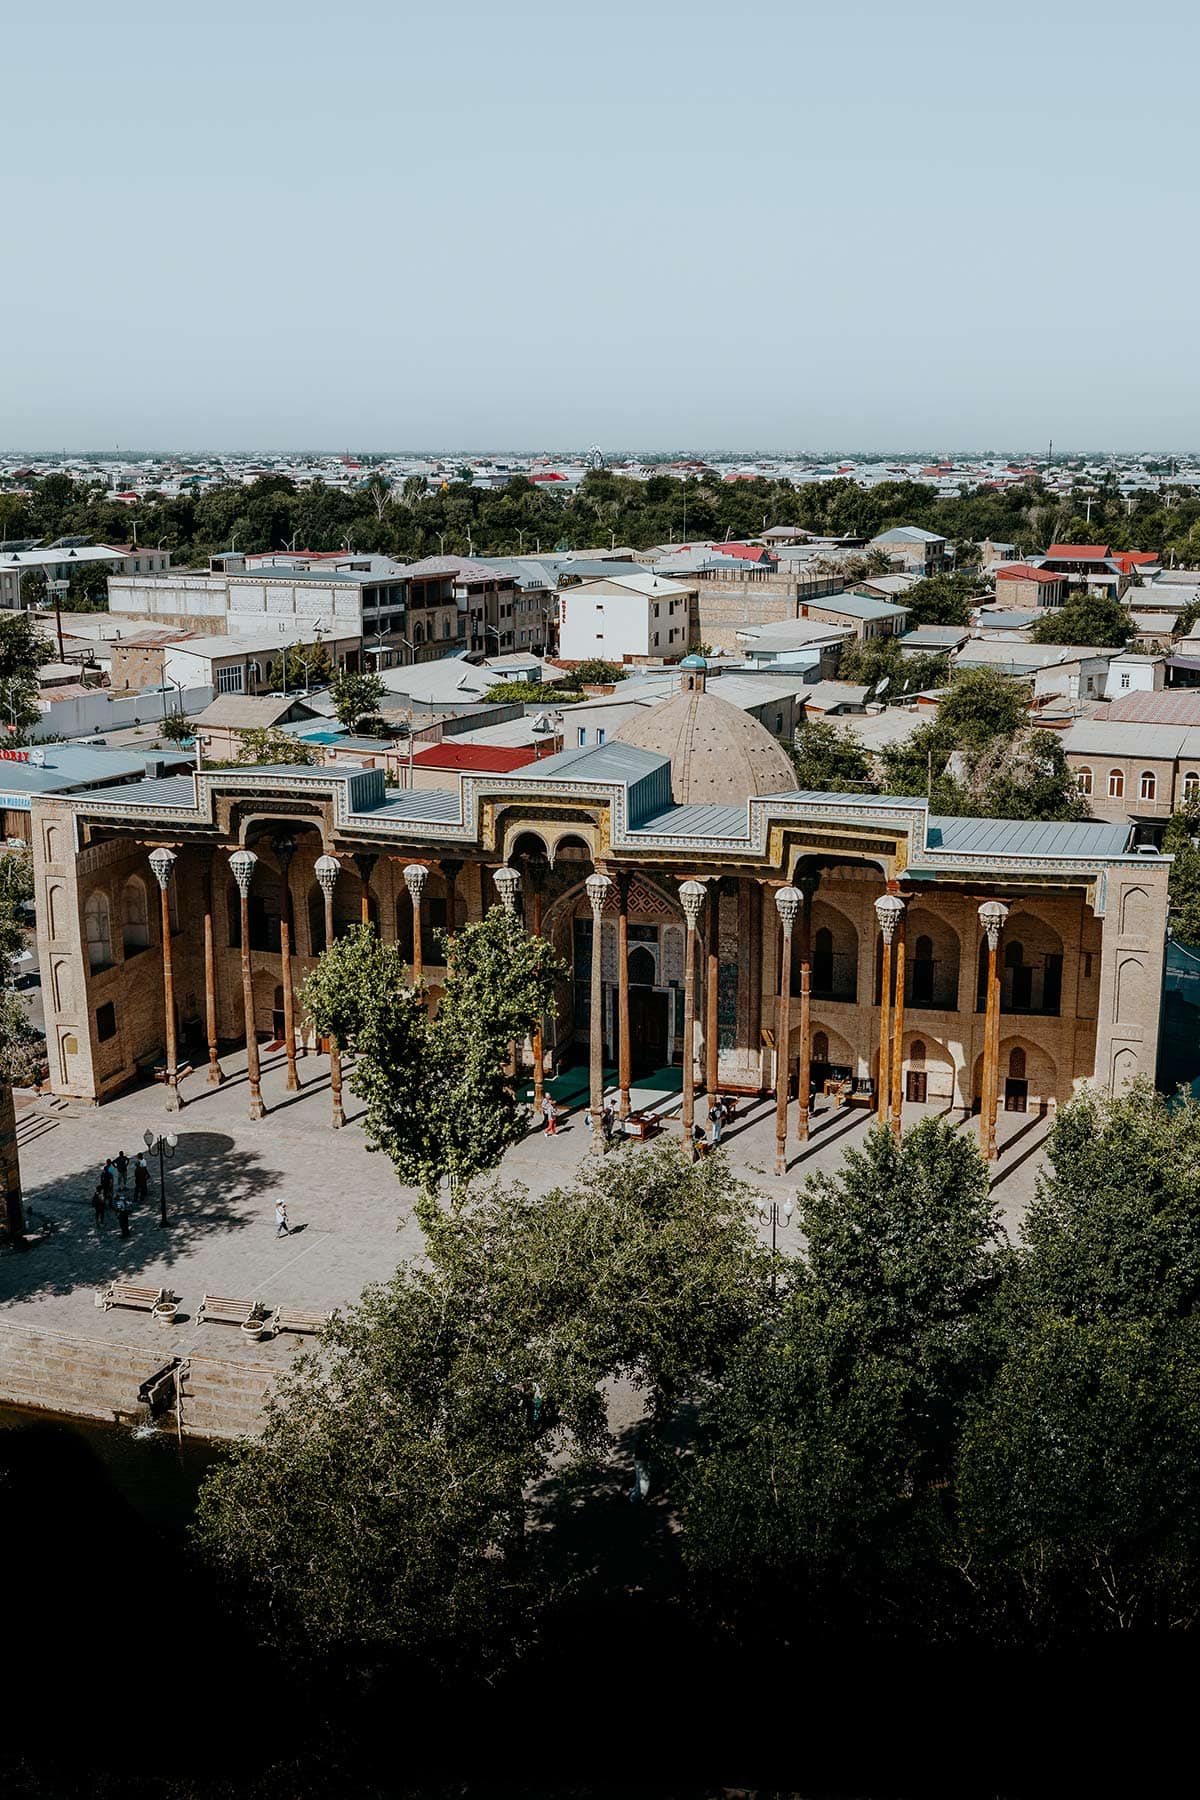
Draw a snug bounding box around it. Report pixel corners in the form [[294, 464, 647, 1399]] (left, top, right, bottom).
[[875, 675, 891, 696]]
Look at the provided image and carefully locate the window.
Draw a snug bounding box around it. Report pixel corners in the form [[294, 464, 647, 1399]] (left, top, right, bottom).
[[120, 875, 149, 955], [1120, 672, 1131, 689], [596, 728, 606, 746], [1077, 766, 1093, 796], [577, 728, 587, 747], [1108, 769, 1125, 798], [812, 1030, 829, 1065], [1140, 771, 1157, 801], [1185, 772, 1200, 802], [95, 1001, 117, 1042], [217, 664, 245, 694], [84, 891, 113, 971]]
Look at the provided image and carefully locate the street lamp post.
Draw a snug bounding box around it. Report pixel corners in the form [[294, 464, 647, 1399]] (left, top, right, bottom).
[[143, 1128, 178, 1227], [228, 848, 266, 1121], [585, 871, 612, 1154], [492, 863, 521, 914], [148, 848, 182, 1113], [874, 893, 905, 1129], [314, 854, 346, 1129], [759, 1195, 795, 1297], [978, 899, 1009, 1163], [273, 834, 300, 1091]]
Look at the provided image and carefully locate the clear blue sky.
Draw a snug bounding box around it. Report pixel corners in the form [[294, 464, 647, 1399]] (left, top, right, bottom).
[[2, 0, 1196, 451]]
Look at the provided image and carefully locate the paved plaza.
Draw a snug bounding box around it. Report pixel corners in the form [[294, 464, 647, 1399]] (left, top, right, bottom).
[[0, 1038, 1054, 1383]]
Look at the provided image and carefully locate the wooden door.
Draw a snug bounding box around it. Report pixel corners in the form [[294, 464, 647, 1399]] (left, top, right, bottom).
[[629, 988, 669, 1073], [905, 1069, 927, 1104]]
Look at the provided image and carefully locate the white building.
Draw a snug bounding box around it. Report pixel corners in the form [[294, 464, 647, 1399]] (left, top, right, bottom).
[[557, 572, 698, 664], [0, 544, 171, 609]]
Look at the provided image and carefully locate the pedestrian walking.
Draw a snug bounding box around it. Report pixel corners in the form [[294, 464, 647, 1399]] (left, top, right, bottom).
[[100, 1161, 115, 1204], [133, 1154, 149, 1206], [708, 1098, 724, 1150], [91, 1183, 106, 1229], [115, 1150, 129, 1196], [115, 1193, 130, 1238], [602, 1101, 615, 1145], [275, 1200, 290, 1239], [541, 1092, 558, 1136]]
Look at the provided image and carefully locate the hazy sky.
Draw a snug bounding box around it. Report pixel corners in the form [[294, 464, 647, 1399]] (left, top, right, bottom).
[[2, 0, 1197, 451]]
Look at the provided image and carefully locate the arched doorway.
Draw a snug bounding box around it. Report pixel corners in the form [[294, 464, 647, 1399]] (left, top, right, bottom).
[[905, 1037, 927, 1104], [627, 942, 667, 1074], [1005, 1045, 1028, 1112]]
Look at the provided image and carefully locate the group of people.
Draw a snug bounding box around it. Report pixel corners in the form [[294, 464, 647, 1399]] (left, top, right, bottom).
[[543, 1090, 734, 1153], [91, 1152, 150, 1237]]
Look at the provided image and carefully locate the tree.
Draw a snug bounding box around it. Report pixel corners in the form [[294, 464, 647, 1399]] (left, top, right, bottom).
[[194, 1141, 766, 1675], [487, 679, 582, 705], [302, 909, 566, 1194], [1172, 597, 1200, 638], [900, 572, 980, 628], [1030, 592, 1131, 649], [232, 728, 319, 766], [1164, 805, 1200, 942], [158, 713, 193, 745], [571, 659, 626, 685], [330, 669, 385, 730], [790, 720, 875, 793], [268, 638, 333, 691], [0, 612, 46, 737]]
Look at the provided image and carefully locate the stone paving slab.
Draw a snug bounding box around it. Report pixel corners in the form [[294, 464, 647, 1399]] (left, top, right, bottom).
[[1, 1044, 1052, 1392]]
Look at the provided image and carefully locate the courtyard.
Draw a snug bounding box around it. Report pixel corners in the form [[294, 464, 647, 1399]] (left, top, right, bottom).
[[0, 1039, 1054, 1391]]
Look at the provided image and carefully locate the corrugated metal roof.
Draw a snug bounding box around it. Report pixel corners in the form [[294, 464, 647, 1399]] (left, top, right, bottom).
[[1061, 720, 1200, 757], [0, 746, 192, 793], [74, 775, 198, 809], [633, 802, 749, 839], [925, 816, 1132, 858], [364, 789, 462, 821], [523, 741, 666, 784]]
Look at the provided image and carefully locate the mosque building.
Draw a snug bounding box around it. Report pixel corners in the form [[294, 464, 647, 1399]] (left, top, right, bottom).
[[29, 658, 1168, 1170]]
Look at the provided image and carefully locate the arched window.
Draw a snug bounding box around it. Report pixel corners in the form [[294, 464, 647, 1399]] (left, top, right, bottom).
[[1009, 1046, 1026, 1080], [84, 891, 113, 972], [628, 945, 655, 986], [1185, 772, 1200, 802], [812, 926, 834, 992], [1077, 766, 1093, 796], [913, 933, 934, 1005], [1140, 770, 1156, 801], [1108, 768, 1125, 798], [812, 1030, 829, 1065], [120, 876, 149, 955], [910, 1038, 926, 1066]]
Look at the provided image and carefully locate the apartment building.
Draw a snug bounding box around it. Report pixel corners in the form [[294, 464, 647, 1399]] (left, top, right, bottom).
[[0, 543, 171, 609]]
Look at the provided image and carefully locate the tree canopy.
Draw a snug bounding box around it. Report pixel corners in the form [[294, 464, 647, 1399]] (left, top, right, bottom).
[[330, 669, 386, 730], [1030, 591, 1131, 649], [790, 719, 875, 793]]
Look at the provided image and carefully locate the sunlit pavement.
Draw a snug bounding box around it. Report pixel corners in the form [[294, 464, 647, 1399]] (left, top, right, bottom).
[[2, 1044, 1051, 1364]]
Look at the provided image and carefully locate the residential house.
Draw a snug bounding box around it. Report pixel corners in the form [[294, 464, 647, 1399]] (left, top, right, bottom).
[[162, 629, 361, 698], [192, 694, 321, 760], [558, 573, 699, 664], [866, 526, 952, 575], [800, 592, 911, 643], [1034, 545, 1129, 600], [0, 543, 172, 610], [995, 564, 1069, 610], [1061, 716, 1200, 837]]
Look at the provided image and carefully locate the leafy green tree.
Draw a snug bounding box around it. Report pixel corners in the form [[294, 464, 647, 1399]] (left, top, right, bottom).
[[158, 713, 194, 745], [330, 669, 385, 729], [0, 612, 47, 736], [1030, 592, 1131, 649], [232, 727, 319, 766], [194, 1141, 765, 1674], [571, 659, 626, 685], [790, 720, 875, 793], [1164, 805, 1200, 942], [487, 679, 582, 705], [268, 638, 333, 691], [899, 572, 980, 628], [302, 910, 565, 1194]]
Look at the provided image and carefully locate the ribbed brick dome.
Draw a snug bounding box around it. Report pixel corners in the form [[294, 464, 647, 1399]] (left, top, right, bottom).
[[613, 667, 797, 806]]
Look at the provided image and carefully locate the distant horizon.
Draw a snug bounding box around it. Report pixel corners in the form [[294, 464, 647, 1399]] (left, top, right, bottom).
[[4, 445, 1199, 464]]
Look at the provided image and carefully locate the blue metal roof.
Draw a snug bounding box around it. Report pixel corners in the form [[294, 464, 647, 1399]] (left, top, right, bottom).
[[633, 801, 748, 839], [923, 815, 1133, 859]]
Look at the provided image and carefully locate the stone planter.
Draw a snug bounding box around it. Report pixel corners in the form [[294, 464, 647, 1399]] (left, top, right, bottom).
[[240, 1315, 268, 1342], [152, 1300, 178, 1326]]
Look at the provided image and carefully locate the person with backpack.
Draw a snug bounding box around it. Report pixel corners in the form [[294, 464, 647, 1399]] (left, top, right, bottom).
[[115, 1192, 131, 1238]]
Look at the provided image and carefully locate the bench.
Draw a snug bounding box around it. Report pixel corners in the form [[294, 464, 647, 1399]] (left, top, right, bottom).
[[269, 1306, 335, 1338], [196, 1293, 269, 1329], [99, 1282, 177, 1314]]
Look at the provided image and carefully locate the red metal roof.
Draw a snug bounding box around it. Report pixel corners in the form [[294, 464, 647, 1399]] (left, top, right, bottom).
[[996, 564, 1064, 584], [411, 743, 541, 772], [1045, 543, 1110, 560], [708, 542, 773, 561], [1112, 551, 1160, 574]]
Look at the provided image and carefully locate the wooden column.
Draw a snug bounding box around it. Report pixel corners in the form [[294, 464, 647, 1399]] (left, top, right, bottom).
[[531, 881, 546, 1115], [323, 887, 346, 1129], [874, 893, 903, 1128], [773, 885, 800, 1176], [979, 901, 1009, 1162], [705, 886, 720, 1098], [1, 1076, 25, 1243], [275, 837, 300, 1091], [890, 907, 907, 1140], [149, 849, 182, 1113], [680, 880, 706, 1147], [230, 850, 265, 1121], [795, 872, 818, 1143], [202, 858, 224, 1085], [441, 859, 462, 940], [314, 854, 345, 1129], [616, 873, 631, 1118], [354, 851, 377, 926], [585, 872, 611, 1152], [404, 863, 427, 986]]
